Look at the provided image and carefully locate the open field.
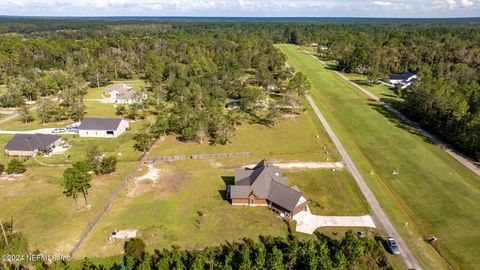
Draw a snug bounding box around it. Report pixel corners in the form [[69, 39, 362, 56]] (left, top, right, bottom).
[[0, 103, 143, 256], [76, 158, 371, 258], [148, 108, 340, 163], [73, 106, 375, 260], [0, 161, 138, 255], [278, 44, 480, 270]]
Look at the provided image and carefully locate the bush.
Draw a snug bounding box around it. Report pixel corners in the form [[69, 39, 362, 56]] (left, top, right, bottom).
[[99, 156, 117, 174], [0, 163, 4, 174], [6, 159, 26, 174], [124, 238, 146, 261]]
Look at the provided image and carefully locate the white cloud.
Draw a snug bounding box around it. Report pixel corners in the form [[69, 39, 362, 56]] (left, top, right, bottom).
[[372, 1, 393, 6], [461, 0, 475, 7], [0, 0, 478, 17]]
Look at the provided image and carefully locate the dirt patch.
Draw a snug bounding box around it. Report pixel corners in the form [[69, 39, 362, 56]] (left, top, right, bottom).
[[152, 169, 191, 198], [242, 161, 344, 170], [127, 164, 191, 198], [0, 173, 24, 182]]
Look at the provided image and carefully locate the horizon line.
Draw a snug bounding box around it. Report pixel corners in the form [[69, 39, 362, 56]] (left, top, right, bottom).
[[0, 15, 479, 20]]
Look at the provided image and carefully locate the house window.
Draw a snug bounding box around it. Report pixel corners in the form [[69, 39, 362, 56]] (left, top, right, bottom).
[[250, 198, 255, 205], [107, 131, 114, 136]]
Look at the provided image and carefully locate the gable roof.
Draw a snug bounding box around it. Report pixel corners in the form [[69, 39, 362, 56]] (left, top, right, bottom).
[[230, 159, 306, 211], [5, 134, 60, 152], [388, 72, 416, 81], [78, 118, 123, 131], [104, 83, 132, 94], [268, 181, 303, 211]]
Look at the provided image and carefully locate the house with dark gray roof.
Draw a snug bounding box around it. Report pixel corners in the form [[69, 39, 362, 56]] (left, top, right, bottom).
[[78, 118, 129, 138], [5, 134, 62, 157], [228, 160, 308, 219]]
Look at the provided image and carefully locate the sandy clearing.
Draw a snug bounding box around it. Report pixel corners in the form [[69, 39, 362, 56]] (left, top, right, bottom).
[[242, 161, 344, 170]]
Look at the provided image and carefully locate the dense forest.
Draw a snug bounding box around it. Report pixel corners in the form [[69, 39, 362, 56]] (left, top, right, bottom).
[[1, 231, 393, 270], [0, 20, 309, 146], [0, 19, 478, 156]]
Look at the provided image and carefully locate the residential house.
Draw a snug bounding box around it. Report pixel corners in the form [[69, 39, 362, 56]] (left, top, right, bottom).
[[104, 83, 147, 104], [383, 72, 417, 89], [5, 134, 62, 157], [78, 118, 129, 138], [228, 160, 308, 219]]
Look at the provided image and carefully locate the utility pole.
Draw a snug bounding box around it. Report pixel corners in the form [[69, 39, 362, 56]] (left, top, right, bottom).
[[0, 219, 8, 246]]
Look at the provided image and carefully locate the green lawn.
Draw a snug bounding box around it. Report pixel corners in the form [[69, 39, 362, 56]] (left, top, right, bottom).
[[148, 108, 340, 163], [0, 121, 143, 256], [0, 98, 118, 131], [75, 107, 375, 259], [286, 170, 369, 216], [278, 44, 480, 270], [0, 161, 138, 255], [76, 158, 370, 259], [85, 80, 148, 99]]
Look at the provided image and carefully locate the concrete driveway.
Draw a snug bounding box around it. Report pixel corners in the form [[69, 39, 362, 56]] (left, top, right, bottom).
[[293, 210, 376, 234], [0, 128, 78, 135]]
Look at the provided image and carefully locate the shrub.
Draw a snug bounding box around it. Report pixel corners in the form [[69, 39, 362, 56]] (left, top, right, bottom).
[[6, 159, 26, 174], [0, 163, 4, 174], [124, 238, 146, 261]]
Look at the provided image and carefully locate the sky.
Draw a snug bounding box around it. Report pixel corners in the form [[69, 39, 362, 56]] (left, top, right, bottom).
[[0, 0, 479, 18]]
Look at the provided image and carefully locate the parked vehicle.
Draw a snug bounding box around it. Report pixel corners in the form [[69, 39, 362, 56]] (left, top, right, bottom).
[[387, 237, 401, 255]]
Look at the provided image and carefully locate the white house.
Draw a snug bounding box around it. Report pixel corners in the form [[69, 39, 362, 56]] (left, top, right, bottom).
[[384, 72, 417, 89], [78, 118, 129, 138], [104, 83, 147, 104]]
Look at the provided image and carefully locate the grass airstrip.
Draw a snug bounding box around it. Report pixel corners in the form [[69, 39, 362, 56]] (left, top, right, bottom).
[[277, 44, 480, 270]]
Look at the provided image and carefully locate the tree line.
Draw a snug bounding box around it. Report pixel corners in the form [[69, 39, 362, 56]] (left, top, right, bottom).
[[281, 23, 480, 160], [2, 230, 394, 270]]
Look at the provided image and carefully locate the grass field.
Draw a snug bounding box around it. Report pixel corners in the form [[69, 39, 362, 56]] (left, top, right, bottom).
[[76, 158, 370, 259], [278, 44, 480, 270], [74, 108, 375, 259], [148, 108, 340, 163], [0, 114, 143, 256], [0, 161, 138, 255]]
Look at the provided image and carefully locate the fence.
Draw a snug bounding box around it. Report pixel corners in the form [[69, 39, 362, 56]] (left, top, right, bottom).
[[68, 151, 147, 258], [142, 155, 187, 163], [191, 152, 252, 159], [68, 151, 251, 258]]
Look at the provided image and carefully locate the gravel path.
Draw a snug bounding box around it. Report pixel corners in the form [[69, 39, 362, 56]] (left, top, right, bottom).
[[306, 94, 422, 269], [242, 161, 344, 169]]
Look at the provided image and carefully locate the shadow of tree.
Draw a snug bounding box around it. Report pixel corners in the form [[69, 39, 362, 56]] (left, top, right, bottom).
[[367, 102, 435, 146]]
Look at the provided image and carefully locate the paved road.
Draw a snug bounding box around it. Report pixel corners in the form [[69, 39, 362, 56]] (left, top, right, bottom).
[[294, 210, 376, 234], [301, 47, 480, 178], [306, 95, 422, 269]]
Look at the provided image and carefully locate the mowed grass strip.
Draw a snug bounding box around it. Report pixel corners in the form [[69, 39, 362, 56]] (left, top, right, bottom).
[[277, 44, 480, 270]]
